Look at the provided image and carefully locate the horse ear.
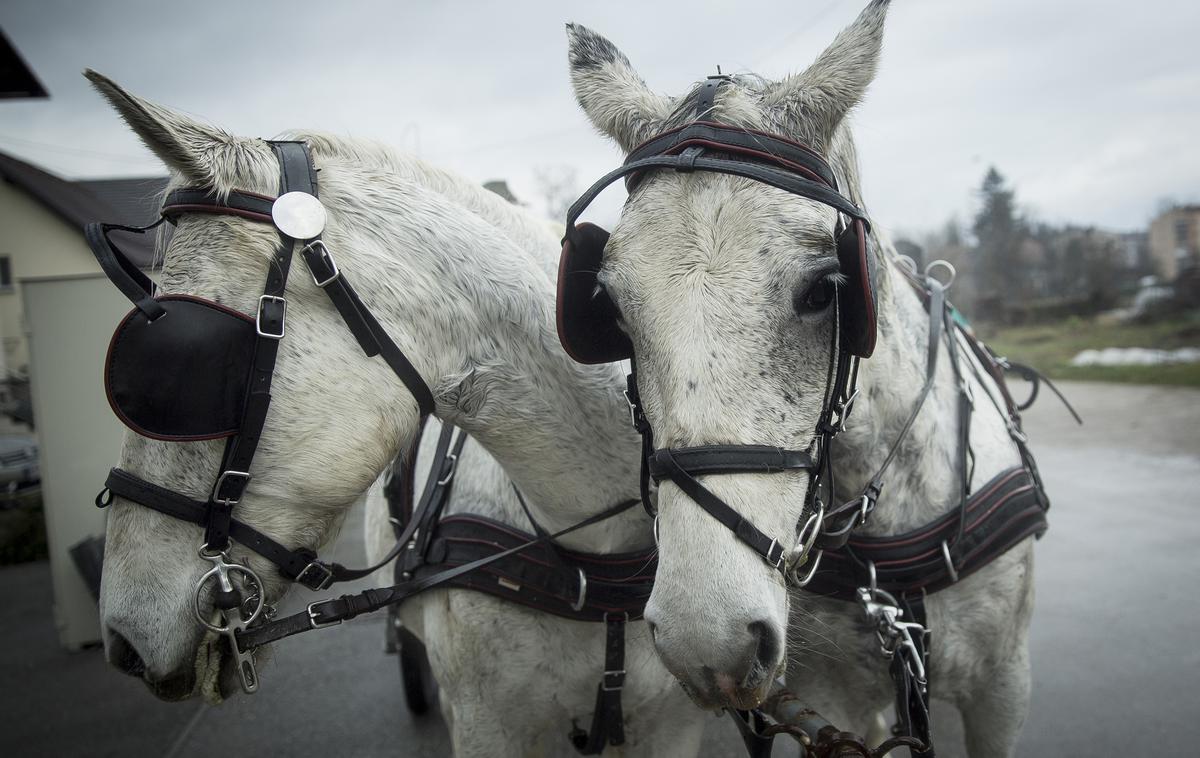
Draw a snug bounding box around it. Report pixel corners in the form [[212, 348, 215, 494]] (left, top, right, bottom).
[[565, 24, 674, 153], [762, 0, 890, 147], [84, 69, 236, 182]]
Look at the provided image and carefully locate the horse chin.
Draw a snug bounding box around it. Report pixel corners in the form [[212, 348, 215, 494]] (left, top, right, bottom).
[[677, 676, 773, 712]]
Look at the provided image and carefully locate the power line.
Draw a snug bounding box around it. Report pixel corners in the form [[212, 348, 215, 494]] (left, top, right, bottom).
[[0, 132, 156, 163], [751, 0, 846, 72]]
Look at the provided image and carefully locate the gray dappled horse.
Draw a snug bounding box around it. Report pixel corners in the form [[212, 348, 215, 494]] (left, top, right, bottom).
[[562, 3, 1043, 755]]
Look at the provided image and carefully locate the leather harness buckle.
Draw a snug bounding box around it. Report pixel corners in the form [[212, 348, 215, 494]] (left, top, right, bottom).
[[212, 470, 251, 505], [302, 240, 340, 287], [602, 669, 626, 691], [765, 539, 785, 570], [296, 560, 335, 591], [255, 295, 286, 340], [306, 601, 342, 629], [621, 388, 641, 430]]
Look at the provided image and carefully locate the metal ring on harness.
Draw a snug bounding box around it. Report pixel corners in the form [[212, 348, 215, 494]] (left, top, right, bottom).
[[571, 568, 588, 612], [193, 548, 266, 633], [941, 540, 960, 583], [436, 453, 458, 486], [924, 259, 956, 289], [787, 505, 825, 586]]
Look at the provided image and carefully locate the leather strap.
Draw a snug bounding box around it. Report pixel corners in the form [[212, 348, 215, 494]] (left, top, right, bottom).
[[203, 142, 307, 546], [100, 468, 395, 590], [161, 188, 276, 224], [570, 614, 628, 753], [235, 495, 643, 651], [300, 243, 436, 416], [625, 121, 838, 189], [566, 152, 869, 238], [647, 445, 813, 478], [84, 219, 167, 319]]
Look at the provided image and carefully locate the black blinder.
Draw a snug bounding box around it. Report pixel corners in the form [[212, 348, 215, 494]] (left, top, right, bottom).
[[105, 295, 258, 441], [556, 222, 632, 365], [835, 217, 877, 359]]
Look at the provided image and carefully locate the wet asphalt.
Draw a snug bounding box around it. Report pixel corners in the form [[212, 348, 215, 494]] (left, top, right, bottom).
[[0, 380, 1196, 757]]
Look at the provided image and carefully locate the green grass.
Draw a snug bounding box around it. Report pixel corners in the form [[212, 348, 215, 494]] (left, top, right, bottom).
[[979, 311, 1200, 387]]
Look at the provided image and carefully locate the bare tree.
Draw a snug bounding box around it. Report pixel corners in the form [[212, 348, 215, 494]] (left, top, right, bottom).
[[532, 164, 579, 222]]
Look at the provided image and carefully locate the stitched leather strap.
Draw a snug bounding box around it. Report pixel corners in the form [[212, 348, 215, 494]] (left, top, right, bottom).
[[625, 121, 838, 189], [566, 152, 869, 238]]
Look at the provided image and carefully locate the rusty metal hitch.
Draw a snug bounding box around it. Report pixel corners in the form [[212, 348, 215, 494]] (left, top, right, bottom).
[[742, 690, 928, 758]]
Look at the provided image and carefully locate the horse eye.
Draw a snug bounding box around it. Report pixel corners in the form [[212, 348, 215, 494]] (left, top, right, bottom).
[[794, 276, 838, 314]]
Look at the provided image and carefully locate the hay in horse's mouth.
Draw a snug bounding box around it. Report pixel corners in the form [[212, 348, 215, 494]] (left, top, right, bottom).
[[193, 631, 232, 704]]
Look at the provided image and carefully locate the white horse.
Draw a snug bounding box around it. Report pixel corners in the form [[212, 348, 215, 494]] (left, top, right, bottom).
[[87, 74, 707, 756], [565, 2, 1038, 755]]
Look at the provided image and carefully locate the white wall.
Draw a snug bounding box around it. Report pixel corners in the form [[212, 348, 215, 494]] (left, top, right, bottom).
[[23, 273, 130, 650], [0, 181, 106, 376]]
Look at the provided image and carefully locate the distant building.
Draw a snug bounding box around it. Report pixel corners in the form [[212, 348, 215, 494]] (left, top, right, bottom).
[[483, 180, 519, 205], [0, 150, 165, 376], [1148, 205, 1200, 281]]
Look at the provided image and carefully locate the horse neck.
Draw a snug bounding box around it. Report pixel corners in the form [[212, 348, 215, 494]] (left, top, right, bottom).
[[830, 260, 1018, 535], [319, 146, 646, 550]]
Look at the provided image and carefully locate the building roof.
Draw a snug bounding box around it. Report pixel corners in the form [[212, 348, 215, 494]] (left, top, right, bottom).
[[0, 28, 47, 99], [77, 177, 170, 224], [0, 151, 163, 267]]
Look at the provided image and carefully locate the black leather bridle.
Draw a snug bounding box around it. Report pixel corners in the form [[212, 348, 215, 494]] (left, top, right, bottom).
[[89, 140, 438, 691]]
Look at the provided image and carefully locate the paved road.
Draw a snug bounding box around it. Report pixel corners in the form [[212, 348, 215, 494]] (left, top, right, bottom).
[[1, 381, 1197, 757]]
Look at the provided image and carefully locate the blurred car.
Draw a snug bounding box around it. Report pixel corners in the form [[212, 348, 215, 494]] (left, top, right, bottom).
[[0, 434, 40, 494]]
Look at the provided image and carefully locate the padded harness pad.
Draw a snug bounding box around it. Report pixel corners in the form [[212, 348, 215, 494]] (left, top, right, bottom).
[[837, 218, 877, 358], [105, 295, 258, 441]]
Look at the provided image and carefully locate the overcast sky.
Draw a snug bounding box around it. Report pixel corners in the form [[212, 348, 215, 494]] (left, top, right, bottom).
[[1, 0, 1196, 236]]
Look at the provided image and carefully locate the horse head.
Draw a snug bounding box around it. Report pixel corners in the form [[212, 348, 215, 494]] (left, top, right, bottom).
[[88, 72, 439, 701], [563, 0, 893, 710]]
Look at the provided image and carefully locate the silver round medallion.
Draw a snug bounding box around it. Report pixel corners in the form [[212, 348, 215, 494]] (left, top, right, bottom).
[[271, 191, 327, 239]]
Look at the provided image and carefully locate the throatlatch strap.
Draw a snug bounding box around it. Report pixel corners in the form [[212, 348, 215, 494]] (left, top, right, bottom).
[[570, 614, 628, 753]]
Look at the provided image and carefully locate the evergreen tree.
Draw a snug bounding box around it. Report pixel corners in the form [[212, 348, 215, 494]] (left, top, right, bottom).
[[971, 167, 1025, 299]]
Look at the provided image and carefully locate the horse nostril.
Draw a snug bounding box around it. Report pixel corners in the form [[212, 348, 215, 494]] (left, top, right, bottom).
[[107, 628, 146, 678], [747, 620, 781, 676]]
